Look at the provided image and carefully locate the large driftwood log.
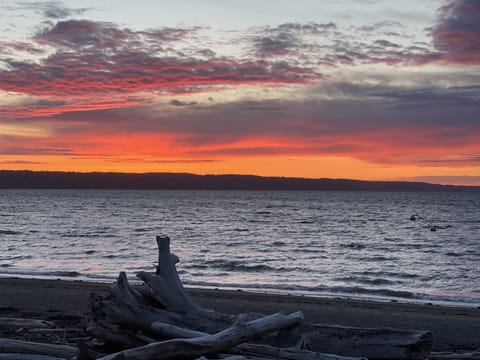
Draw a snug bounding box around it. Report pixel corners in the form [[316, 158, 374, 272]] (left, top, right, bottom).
[[430, 351, 480, 360], [0, 338, 78, 359], [97, 311, 304, 360], [97, 302, 365, 360], [265, 323, 433, 360], [233, 343, 367, 360], [0, 355, 67, 360]]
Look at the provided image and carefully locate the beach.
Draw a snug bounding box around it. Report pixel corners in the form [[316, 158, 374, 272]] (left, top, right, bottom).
[[1, 277, 479, 353]]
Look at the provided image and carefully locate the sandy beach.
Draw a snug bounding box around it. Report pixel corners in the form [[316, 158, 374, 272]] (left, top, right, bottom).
[[1, 277, 479, 353]]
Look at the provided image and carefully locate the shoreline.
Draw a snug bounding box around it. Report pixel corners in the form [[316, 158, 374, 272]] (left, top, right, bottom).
[[3, 273, 479, 310], [1, 277, 479, 351]]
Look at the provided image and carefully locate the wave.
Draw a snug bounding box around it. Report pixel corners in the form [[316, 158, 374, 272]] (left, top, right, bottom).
[[355, 270, 421, 279], [61, 232, 116, 238], [335, 275, 401, 286], [1, 268, 478, 307], [0, 230, 21, 235], [339, 242, 366, 250], [0, 269, 82, 278], [201, 259, 275, 272], [0, 255, 33, 261], [48, 271, 82, 277], [182, 279, 480, 307]]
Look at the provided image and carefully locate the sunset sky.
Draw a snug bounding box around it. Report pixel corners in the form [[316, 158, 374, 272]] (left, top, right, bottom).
[[0, 0, 479, 185]]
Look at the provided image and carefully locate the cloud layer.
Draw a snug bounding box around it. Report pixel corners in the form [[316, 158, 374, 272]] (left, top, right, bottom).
[[0, 0, 479, 182], [431, 0, 480, 64]]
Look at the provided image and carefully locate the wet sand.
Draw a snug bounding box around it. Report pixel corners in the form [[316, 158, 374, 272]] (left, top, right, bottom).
[[1, 277, 479, 351]]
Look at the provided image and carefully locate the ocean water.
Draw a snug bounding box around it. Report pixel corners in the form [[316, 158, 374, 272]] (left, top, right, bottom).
[[0, 189, 479, 307]]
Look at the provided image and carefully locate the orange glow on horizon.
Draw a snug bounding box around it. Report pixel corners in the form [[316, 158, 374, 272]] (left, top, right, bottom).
[[1, 127, 479, 186], [1, 154, 479, 186]]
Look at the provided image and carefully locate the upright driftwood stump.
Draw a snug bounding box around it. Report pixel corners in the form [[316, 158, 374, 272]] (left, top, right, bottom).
[[85, 235, 432, 360]]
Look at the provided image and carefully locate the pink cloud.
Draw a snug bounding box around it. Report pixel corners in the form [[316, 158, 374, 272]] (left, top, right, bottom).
[[0, 20, 318, 98]]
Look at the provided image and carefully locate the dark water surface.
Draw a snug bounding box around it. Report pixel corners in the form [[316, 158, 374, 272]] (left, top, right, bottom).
[[1, 190, 479, 306]]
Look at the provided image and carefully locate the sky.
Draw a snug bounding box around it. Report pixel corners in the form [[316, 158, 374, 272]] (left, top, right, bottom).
[[0, 0, 479, 185]]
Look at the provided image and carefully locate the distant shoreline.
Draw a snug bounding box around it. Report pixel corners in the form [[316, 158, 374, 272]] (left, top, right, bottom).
[[1, 170, 479, 191]]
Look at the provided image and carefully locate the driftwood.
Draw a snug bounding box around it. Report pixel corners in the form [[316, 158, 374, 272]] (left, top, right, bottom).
[[264, 323, 433, 360], [97, 312, 305, 360], [97, 301, 364, 359], [0, 317, 55, 329], [0, 338, 78, 359], [85, 235, 432, 360], [0, 355, 67, 360], [430, 351, 480, 360], [233, 343, 367, 359]]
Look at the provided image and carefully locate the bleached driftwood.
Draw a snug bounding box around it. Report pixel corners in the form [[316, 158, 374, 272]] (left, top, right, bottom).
[[85, 320, 146, 349], [86, 235, 433, 360], [0, 355, 67, 360], [137, 236, 213, 314], [97, 311, 304, 360], [109, 271, 141, 305], [27, 328, 83, 334], [265, 323, 433, 360], [233, 343, 367, 360], [136, 236, 234, 328], [97, 301, 364, 360], [0, 317, 55, 329], [0, 338, 77, 359], [430, 351, 480, 360]]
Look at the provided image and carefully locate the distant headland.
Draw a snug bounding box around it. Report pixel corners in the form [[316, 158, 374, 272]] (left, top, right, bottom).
[[0, 170, 479, 191]]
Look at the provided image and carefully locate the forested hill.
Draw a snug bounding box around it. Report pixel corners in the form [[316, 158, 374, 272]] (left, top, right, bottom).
[[0, 170, 478, 191]]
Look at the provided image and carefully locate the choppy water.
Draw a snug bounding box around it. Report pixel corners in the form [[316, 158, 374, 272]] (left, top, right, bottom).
[[0, 189, 479, 307]]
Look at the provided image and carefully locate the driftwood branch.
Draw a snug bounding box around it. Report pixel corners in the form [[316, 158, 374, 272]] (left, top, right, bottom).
[[233, 343, 367, 360], [0, 355, 67, 360], [265, 323, 433, 360], [0, 338, 78, 359], [97, 311, 304, 360], [430, 351, 480, 360], [0, 318, 55, 330]]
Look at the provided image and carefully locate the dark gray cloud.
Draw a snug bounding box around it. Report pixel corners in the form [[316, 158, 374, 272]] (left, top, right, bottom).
[[247, 19, 439, 67], [47, 80, 480, 151], [3, 76, 479, 166], [0, 41, 45, 55], [431, 0, 480, 64], [374, 39, 401, 48], [254, 31, 300, 57], [6, 1, 89, 19], [169, 99, 198, 107], [415, 154, 480, 164], [354, 20, 404, 34], [34, 19, 134, 48], [250, 22, 338, 58]]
